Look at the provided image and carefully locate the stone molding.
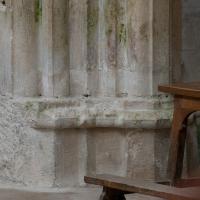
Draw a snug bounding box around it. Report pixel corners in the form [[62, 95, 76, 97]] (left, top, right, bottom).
[[14, 95, 173, 130]]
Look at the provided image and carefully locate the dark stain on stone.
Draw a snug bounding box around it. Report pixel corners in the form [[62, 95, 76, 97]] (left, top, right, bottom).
[[35, 0, 42, 23], [128, 26, 138, 65], [1, 0, 5, 5], [118, 23, 127, 44], [87, 6, 98, 38], [140, 22, 148, 41]]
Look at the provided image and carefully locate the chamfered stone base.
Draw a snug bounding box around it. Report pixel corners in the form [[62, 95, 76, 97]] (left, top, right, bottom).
[[0, 95, 171, 187]]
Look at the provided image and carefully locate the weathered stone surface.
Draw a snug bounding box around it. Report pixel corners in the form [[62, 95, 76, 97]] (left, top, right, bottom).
[[0, 1, 191, 199], [27, 96, 172, 129], [182, 0, 200, 82], [154, 129, 170, 181], [0, 187, 102, 200], [41, 0, 69, 97], [0, 0, 171, 98], [127, 130, 156, 180], [0, 95, 55, 187], [0, 0, 12, 95], [55, 129, 87, 187], [12, 0, 39, 97], [126, 194, 163, 200], [0, 95, 172, 187], [87, 128, 127, 176]]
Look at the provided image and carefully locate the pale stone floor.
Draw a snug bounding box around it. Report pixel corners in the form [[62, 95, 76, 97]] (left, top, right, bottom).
[[0, 187, 163, 200]]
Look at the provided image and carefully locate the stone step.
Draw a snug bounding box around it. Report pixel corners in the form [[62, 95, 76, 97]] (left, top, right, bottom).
[[0, 187, 101, 200], [0, 187, 163, 200]]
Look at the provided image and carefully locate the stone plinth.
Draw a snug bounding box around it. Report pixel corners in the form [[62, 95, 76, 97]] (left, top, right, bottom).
[[0, 95, 172, 187]]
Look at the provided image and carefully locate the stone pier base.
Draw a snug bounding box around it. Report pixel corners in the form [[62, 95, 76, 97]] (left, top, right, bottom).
[[0, 95, 172, 188]]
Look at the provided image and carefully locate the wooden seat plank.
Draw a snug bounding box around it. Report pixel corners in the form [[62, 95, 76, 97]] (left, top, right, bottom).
[[158, 82, 200, 98], [175, 178, 200, 188], [85, 174, 200, 200]]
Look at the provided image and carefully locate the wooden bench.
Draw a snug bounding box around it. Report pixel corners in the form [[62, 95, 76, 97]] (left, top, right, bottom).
[[85, 174, 200, 200], [84, 82, 200, 200]]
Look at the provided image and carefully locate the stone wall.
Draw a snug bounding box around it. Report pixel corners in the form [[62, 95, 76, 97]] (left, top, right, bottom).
[[0, 0, 173, 189], [182, 0, 200, 81]]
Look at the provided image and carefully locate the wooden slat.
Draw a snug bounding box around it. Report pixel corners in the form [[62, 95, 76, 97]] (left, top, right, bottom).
[[84, 174, 200, 200], [175, 178, 200, 188], [158, 82, 200, 98]]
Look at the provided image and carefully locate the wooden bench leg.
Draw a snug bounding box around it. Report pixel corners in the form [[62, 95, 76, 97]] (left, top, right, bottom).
[[99, 187, 126, 200], [168, 98, 193, 185]]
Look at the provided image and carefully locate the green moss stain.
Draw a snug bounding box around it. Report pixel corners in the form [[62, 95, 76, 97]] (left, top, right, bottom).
[[87, 0, 127, 45], [116, 3, 127, 45], [25, 102, 34, 111], [87, 7, 98, 37], [35, 0, 42, 23], [105, 0, 116, 37], [106, 28, 112, 36], [105, 1, 127, 45], [118, 23, 127, 44]]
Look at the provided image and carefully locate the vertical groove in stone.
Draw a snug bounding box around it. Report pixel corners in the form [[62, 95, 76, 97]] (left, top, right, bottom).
[[117, 0, 154, 97], [41, 0, 54, 97], [78, 129, 88, 186], [121, 129, 129, 177], [152, 0, 170, 95], [87, 0, 117, 97], [0, 0, 171, 98], [69, 0, 88, 97], [52, 0, 70, 97], [86, 130, 96, 176], [126, 0, 152, 96], [40, 0, 70, 97], [170, 0, 182, 83], [99, 0, 117, 97], [0, 0, 13, 95], [116, 0, 129, 97], [87, 0, 99, 97], [152, 0, 170, 94], [87, 0, 170, 97], [12, 0, 39, 97]]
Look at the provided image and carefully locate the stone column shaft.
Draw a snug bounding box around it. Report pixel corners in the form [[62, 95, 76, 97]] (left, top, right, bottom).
[[41, 0, 70, 97], [12, 0, 39, 97]]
